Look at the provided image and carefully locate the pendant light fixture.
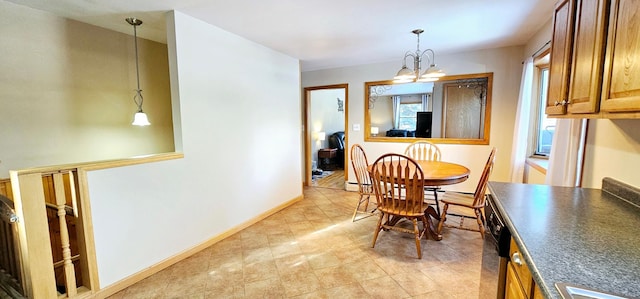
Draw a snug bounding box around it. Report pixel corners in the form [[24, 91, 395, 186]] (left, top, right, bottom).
[[127, 17, 150, 126], [393, 29, 446, 84]]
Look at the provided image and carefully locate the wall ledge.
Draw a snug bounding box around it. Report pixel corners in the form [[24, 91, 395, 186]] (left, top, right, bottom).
[[526, 157, 548, 175], [10, 152, 184, 175]]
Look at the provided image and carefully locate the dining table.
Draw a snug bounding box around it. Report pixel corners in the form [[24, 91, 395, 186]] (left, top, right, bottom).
[[368, 159, 470, 241]]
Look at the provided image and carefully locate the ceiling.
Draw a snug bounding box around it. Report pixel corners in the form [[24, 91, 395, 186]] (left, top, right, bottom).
[[6, 0, 555, 72]]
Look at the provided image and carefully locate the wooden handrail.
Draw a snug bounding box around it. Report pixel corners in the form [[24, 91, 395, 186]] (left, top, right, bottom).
[[45, 202, 74, 216], [52, 254, 81, 269], [0, 195, 17, 223]]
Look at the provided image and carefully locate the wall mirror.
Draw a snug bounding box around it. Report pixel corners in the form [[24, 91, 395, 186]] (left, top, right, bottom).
[[365, 72, 492, 145]]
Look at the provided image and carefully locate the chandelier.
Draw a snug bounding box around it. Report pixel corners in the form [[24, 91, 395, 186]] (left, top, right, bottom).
[[126, 17, 151, 126], [393, 29, 445, 83]]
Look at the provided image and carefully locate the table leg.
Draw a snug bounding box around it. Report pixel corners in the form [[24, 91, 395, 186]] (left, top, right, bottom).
[[424, 206, 443, 241]]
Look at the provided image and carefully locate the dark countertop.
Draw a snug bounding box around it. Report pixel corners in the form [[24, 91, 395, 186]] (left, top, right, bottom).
[[487, 181, 640, 299]]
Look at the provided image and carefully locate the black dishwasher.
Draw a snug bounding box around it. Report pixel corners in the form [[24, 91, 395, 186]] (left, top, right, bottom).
[[480, 194, 511, 299]]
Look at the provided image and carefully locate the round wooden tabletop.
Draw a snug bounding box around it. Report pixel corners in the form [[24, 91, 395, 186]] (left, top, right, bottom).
[[369, 160, 470, 186]]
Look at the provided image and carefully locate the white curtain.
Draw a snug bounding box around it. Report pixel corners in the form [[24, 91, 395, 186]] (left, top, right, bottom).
[[392, 96, 401, 129], [422, 94, 429, 112], [509, 57, 534, 183], [545, 119, 587, 186]]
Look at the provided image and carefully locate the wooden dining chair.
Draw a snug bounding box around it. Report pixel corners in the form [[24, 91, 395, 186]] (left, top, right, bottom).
[[437, 147, 496, 238], [404, 141, 443, 215], [370, 153, 429, 259], [350, 144, 376, 222]]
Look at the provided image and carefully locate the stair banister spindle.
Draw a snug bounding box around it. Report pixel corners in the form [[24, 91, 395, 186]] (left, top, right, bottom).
[[53, 173, 77, 297]]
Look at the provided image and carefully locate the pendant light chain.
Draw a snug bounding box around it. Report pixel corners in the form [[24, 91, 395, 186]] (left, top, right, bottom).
[[127, 17, 150, 126], [132, 21, 143, 113]]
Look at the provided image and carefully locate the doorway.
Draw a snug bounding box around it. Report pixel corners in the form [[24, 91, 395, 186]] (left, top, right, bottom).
[[304, 84, 348, 189]]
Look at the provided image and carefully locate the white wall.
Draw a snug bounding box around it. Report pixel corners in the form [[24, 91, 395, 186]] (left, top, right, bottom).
[[302, 46, 524, 192], [86, 10, 302, 287], [582, 119, 640, 188], [0, 1, 175, 177]]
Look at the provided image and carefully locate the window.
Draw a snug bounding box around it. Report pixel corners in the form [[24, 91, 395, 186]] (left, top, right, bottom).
[[397, 102, 422, 130], [533, 52, 556, 156]]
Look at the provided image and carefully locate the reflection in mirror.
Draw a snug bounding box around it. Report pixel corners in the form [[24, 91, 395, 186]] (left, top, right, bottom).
[[365, 72, 492, 145]]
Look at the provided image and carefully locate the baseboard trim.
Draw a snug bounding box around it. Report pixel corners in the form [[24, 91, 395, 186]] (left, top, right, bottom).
[[92, 194, 303, 298]]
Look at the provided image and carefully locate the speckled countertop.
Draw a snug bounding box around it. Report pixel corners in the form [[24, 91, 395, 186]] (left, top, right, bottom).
[[487, 179, 640, 299]]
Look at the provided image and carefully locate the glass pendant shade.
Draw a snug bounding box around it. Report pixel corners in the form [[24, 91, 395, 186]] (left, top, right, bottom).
[[394, 65, 417, 80], [423, 64, 446, 78], [132, 112, 150, 126]]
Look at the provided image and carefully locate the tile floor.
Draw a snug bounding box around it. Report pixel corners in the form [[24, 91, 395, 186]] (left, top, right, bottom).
[[108, 187, 492, 298]]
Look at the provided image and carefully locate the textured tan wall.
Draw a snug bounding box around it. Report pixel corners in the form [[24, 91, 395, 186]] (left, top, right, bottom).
[[0, 1, 174, 177]]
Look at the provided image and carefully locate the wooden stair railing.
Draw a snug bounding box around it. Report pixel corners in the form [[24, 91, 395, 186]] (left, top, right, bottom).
[[5, 153, 182, 298], [9, 169, 95, 298], [0, 194, 25, 298]]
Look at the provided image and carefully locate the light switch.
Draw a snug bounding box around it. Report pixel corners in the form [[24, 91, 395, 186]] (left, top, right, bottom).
[[353, 124, 360, 131]]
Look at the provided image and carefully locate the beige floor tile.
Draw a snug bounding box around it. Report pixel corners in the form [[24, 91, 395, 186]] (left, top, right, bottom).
[[244, 278, 286, 298], [163, 272, 208, 298], [342, 260, 388, 282], [241, 233, 270, 250], [275, 254, 312, 275], [359, 276, 411, 298], [313, 265, 359, 288], [243, 260, 279, 283], [391, 271, 439, 296], [306, 251, 342, 270], [242, 247, 274, 264], [280, 271, 323, 297], [290, 283, 373, 299], [204, 282, 244, 299], [108, 187, 493, 299]]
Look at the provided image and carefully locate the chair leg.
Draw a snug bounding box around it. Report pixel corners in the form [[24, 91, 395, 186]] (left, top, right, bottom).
[[474, 209, 486, 239], [437, 203, 449, 235], [352, 194, 374, 222], [412, 218, 422, 259], [352, 194, 365, 221], [371, 212, 385, 248]]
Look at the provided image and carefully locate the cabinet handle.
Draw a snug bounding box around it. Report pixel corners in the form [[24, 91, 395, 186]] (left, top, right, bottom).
[[512, 252, 523, 266], [555, 100, 568, 106]]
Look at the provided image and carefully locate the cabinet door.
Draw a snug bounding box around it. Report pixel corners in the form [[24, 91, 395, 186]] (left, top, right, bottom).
[[505, 263, 527, 299], [600, 0, 640, 112], [532, 284, 545, 299], [566, 0, 609, 114], [547, 0, 575, 115]]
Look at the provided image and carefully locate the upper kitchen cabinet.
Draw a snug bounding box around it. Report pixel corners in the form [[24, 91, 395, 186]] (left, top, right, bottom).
[[600, 0, 640, 115], [547, 0, 609, 116], [547, 0, 640, 118], [566, 0, 608, 114], [546, 0, 575, 115]]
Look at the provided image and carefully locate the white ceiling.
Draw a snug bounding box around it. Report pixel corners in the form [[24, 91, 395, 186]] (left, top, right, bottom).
[[6, 0, 555, 71]]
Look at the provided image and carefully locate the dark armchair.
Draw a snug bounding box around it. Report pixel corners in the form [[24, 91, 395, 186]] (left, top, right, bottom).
[[328, 131, 345, 168]]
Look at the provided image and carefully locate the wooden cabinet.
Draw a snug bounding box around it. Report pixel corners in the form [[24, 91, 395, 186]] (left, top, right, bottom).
[[600, 0, 640, 114], [547, 0, 640, 118], [547, 0, 609, 116], [546, 0, 575, 115], [504, 238, 545, 299], [566, 0, 609, 114]]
